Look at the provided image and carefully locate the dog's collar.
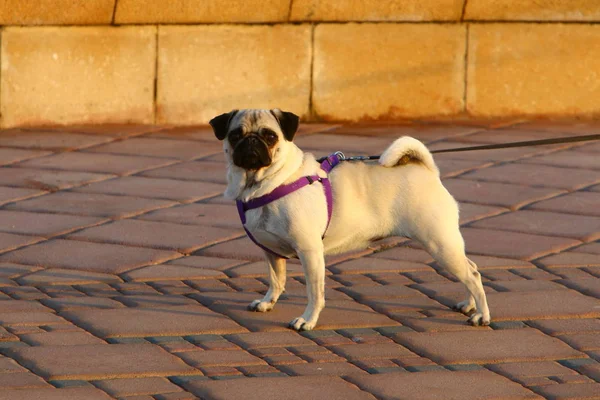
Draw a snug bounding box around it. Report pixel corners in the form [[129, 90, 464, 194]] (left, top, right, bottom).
[[236, 153, 341, 259]]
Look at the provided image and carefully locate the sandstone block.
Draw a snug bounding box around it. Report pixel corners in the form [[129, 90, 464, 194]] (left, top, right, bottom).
[[465, 0, 600, 21], [0, 0, 114, 25], [291, 0, 463, 21], [115, 0, 289, 23], [313, 23, 466, 121], [1, 27, 156, 128], [467, 24, 600, 118], [157, 25, 311, 124]]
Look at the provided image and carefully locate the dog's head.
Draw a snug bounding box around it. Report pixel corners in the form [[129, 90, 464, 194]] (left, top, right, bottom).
[[210, 109, 299, 171]]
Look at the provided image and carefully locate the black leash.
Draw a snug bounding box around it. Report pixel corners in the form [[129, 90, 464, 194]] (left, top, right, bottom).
[[317, 133, 600, 163]]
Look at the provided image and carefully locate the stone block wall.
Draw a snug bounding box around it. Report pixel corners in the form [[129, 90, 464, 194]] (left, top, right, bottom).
[[0, 0, 599, 127]]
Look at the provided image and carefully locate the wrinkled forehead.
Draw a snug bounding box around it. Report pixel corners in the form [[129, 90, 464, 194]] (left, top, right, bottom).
[[229, 110, 280, 133]]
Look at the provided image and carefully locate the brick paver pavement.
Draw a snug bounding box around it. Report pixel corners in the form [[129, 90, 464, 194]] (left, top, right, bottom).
[[0, 121, 599, 399]]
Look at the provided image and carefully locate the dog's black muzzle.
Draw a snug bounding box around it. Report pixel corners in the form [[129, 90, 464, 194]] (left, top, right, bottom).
[[232, 135, 272, 170]]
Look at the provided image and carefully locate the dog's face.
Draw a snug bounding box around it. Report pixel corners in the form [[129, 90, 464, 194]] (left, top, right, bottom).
[[210, 109, 299, 171]]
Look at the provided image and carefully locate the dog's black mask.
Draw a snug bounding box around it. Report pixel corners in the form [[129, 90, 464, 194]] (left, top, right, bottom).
[[232, 134, 272, 170]]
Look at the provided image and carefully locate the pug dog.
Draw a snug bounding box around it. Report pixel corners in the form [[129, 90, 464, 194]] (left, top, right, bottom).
[[210, 109, 491, 331]]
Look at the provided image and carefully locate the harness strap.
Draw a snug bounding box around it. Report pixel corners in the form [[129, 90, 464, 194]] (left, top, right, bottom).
[[236, 154, 341, 259]]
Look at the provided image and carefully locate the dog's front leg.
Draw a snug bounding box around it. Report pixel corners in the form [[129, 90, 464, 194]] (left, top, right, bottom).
[[289, 248, 325, 331], [248, 251, 286, 312]]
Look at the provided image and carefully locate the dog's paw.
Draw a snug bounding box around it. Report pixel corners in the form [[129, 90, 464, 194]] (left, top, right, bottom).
[[453, 299, 476, 316], [247, 299, 274, 312], [288, 317, 316, 332], [468, 312, 491, 327]]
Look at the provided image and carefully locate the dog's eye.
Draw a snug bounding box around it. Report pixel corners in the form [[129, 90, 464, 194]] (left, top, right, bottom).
[[228, 129, 242, 145], [262, 129, 278, 145]]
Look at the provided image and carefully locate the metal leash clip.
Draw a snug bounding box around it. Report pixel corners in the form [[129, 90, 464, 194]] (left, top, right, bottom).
[[333, 151, 346, 161]]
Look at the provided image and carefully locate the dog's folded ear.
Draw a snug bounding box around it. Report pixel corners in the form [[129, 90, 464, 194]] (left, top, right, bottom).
[[270, 109, 299, 142], [210, 110, 238, 140]]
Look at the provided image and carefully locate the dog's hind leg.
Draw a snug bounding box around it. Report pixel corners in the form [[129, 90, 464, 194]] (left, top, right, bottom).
[[248, 251, 286, 312], [417, 229, 491, 326]]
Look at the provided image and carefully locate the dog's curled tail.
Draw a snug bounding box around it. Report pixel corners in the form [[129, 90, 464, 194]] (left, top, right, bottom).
[[378, 136, 439, 176]]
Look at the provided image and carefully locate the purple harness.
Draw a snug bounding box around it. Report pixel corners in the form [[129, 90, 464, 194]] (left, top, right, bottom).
[[236, 153, 341, 259]]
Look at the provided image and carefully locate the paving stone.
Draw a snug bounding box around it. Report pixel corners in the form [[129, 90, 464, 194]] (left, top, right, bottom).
[[184, 375, 375, 400], [0, 168, 113, 191], [462, 163, 600, 190], [20, 331, 106, 346], [196, 236, 273, 261], [511, 268, 562, 280], [529, 191, 600, 217], [69, 219, 242, 253], [338, 284, 423, 301], [487, 280, 566, 292], [487, 361, 579, 381], [369, 246, 434, 263], [329, 258, 432, 274], [461, 228, 580, 260], [572, 243, 600, 255], [464, 255, 535, 270], [139, 160, 227, 184], [226, 331, 314, 349], [62, 305, 247, 338], [114, 295, 199, 308], [0, 239, 180, 274], [17, 268, 121, 286], [279, 362, 366, 376], [0, 387, 114, 400], [123, 264, 228, 283], [558, 334, 600, 352], [41, 285, 86, 299], [330, 343, 415, 361], [7, 192, 176, 218], [138, 203, 239, 229], [2, 286, 49, 300], [538, 252, 600, 268], [527, 319, 600, 336], [154, 391, 201, 400], [0, 356, 27, 372], [0, 371, 49, 389], [489, 321, 528, 330], [86, 137, 222, 160], [457, 203, 507, 225], [472, 210, 600, 241], [19, 152, 175, 175], [401, 317, 490, 332], [91, 377, 182, 397], [485, 290, 600, 321], [75, 176, 225, 202], [225, 262, 306, 278], [0, 300, 54, 313], [6, 343, 198, 380], [530, 382, 600, 399], [193, 292, 399, 332], [0, 148, 50, 166], [0, 186, 45, 205], [0, 210, 104, 237], [178, 350, 266, 368], [0, 131, 111, 150], [558, 278, 600, 298], [0, 311, 68, 326], [185, 279, 233, 293], [0, 326, 18, 341], [578, 363, 600, 383], [348, 370, 540, 399], [442, 178, 563, 209], [394, 329, 583, 365]]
